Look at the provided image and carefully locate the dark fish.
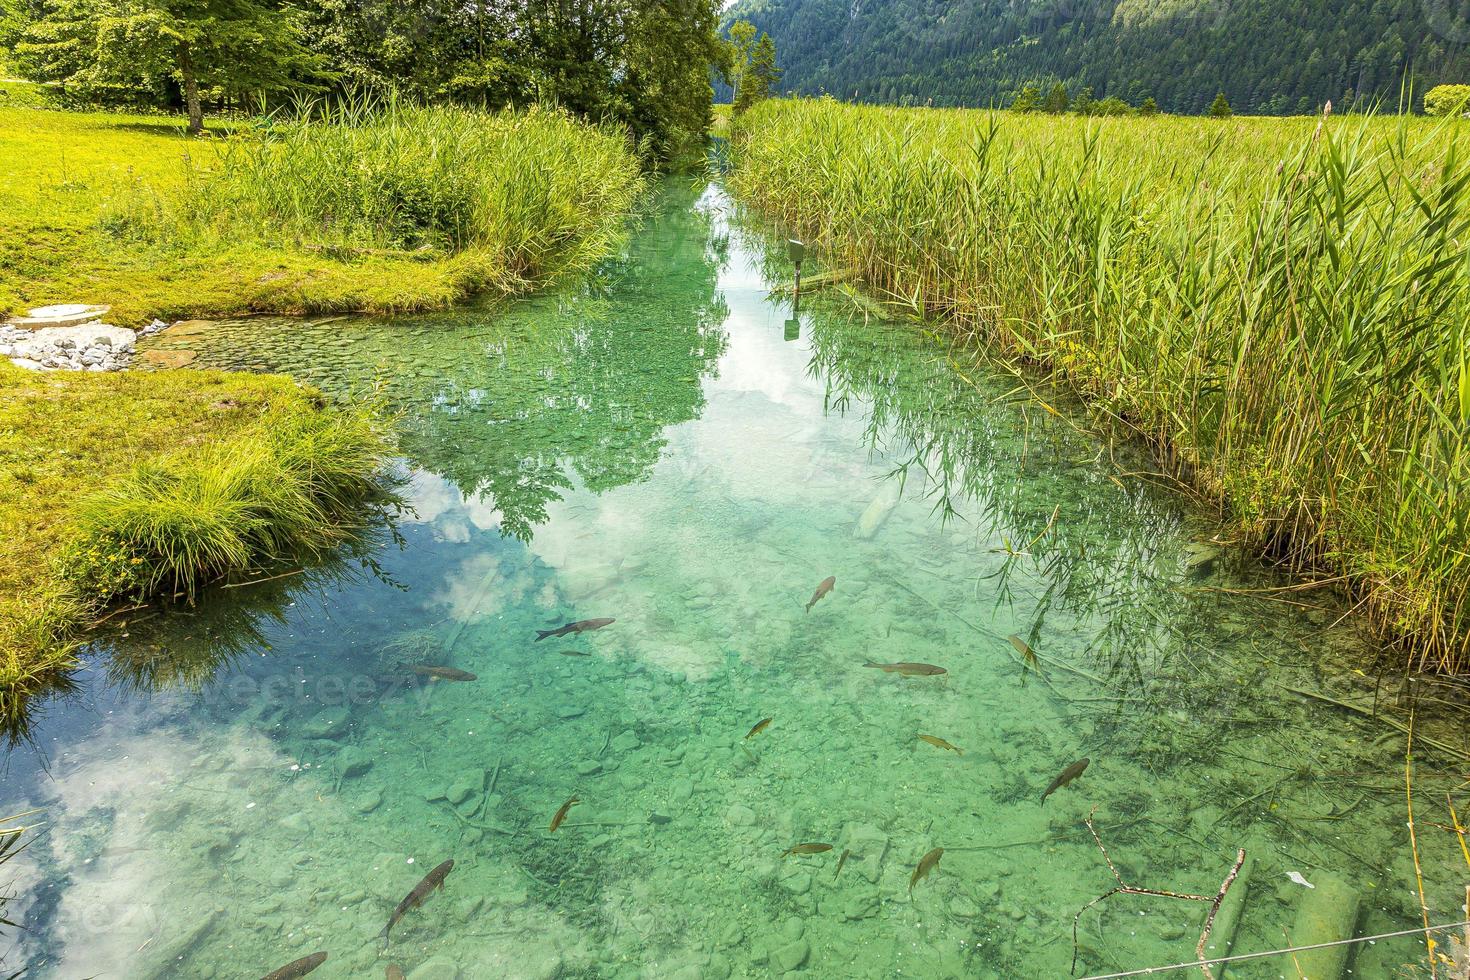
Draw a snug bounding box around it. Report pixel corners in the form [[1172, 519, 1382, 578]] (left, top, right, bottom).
[[910, 847, 943, 894], [549, 795, 580, 832], [805, 576, 836, 613], [536, 618, 615, 641], [1041, 758, 1090, 804], [864, 661, 947, 677], [260, 952, 327, 980], [781, 842, 833, 858], [917, 734, 963, 755], [745, 717, 773, 740], [387, 967, 406, 980], [648, 812, 672, 826], [559, 649, 591, 657], [379, 859, 454, 945], [408, 665, 477, 682], [834, 848, 851, 879]]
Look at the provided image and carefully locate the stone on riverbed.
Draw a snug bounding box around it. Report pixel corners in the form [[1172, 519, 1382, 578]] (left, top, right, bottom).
[[5, 303, 110, 329]]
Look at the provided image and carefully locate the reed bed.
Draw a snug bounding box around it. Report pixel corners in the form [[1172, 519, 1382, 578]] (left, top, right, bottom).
[[731, 99, 1470, 672], [108, 100, 643, 296]]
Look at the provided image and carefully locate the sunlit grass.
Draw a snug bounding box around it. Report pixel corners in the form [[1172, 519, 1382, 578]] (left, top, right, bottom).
[[731, 99, 1470, 671], [0, 362, 392, 728], [0, 99, 643, 324]]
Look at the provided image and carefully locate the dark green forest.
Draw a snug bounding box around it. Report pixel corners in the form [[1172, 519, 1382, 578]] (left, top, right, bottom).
[[723, 0, 1470, 114]]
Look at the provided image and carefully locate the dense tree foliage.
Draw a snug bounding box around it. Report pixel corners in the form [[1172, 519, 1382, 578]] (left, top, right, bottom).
[[727, 19, 781, 113], [8, 0, 725, 158], [724, 0, 1470, 115], [1424, 82, 1470, 115]]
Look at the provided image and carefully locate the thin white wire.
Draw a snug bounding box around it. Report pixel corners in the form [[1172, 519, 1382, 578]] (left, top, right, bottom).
[[1077, 919, 1470, 979]]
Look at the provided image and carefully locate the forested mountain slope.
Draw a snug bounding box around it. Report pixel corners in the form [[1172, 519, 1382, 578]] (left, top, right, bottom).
[[724, 0, 1470, 113]]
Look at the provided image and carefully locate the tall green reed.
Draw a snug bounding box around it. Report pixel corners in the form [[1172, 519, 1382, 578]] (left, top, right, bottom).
[[732, 99, 1470, 671], [107, 98, 643, 294]]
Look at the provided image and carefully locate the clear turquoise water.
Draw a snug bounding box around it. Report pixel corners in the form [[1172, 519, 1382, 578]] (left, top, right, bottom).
[[3, 180, 1467, 979]]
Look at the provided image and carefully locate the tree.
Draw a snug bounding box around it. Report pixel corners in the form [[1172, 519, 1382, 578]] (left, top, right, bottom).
[[726, 19, 757, 104], [16, 0, 324, 132], [1139, 96, 1159, 115], [1010, 83, 1040, 112], [1042, 81, 1068, 114], [1072, 85, 1095, 115], [728, 19, 779, 114], [1208, 91, 1233, 117], [1425, 84, 1470, 117]]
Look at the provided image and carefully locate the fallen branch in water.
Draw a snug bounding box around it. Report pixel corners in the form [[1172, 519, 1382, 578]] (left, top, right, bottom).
[[1071, 806, 1245, 978]]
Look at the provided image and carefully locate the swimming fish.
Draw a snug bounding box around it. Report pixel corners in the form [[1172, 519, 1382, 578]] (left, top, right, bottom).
[[1008, 634, 1038, 666], [559, 649, 591, 657], [781, 842, 833, 858], [408, 665, 477, 682], [1041, 758, 1090, 804], [910, 847, 943, 894], [834, 848, 851, 879], [917, 734, 963, 755], [386, 967, 406, 980], [549, 796, 581, 832], [379, 859, 454, 946], [260, 952, 327, 980], [536, 618, 615, 641], [864, 661, 947, 677], [745, 717, 773, 740], [805, 576, 836, 613]]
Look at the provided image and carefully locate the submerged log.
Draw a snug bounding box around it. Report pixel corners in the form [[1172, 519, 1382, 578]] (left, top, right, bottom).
[[1287, 872, 1361, 980]]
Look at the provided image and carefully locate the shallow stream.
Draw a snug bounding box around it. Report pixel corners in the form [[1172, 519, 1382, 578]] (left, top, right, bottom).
[[4, 180, 1469, 979]]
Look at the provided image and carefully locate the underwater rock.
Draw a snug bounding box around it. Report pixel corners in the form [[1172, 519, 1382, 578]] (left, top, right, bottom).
[[338, 746, 373, 779], [855, 481, 902, 539], [717, 923, 745, 948], [771, 937, 810, 972], [576, 759, 603, 777], [277, 812, 311, 837], [669, 778, 694, 803], [705, 953, 733, 980], [406, 956, 460, 980], [423, 785, 448, 803], [446, 772, 481, 806], [948, 894, 979, 918], [780, 917, 805, 942], [356, 788, 383, 813], [841, 889, 881, 921], [610, 730, 640, 753], [724, 804, 757, 827], [303, 706, 351, 739], [840, 823, 889, 884], [556, 705, 585, 720], [780, 871, 813, 895]]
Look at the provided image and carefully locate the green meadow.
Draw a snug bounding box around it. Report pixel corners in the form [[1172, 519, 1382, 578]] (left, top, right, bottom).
[[731, 99, 1470, 671]]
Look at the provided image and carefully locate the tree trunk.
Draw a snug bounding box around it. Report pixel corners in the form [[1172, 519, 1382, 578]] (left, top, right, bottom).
[[179, 40, 203, 135]]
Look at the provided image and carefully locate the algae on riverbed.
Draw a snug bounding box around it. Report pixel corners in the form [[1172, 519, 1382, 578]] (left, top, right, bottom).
[[2, 183, 1464, 979]]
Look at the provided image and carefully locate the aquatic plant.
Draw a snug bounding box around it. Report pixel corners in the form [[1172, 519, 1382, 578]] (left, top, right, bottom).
[[104, 98, 645, 301], [730, 99, 1470, 672]]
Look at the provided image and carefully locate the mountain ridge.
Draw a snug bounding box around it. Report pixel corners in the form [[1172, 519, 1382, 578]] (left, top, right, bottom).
[[724, 0, 1470, 114]]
